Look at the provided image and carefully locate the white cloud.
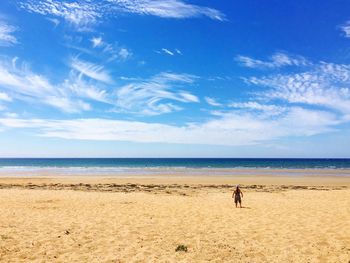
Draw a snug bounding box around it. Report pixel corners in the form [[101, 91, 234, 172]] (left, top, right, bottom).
[[20, 0, 102, 31], [0, 21, 18, 46], [162, 48, 174, 56], [91, 36, 103, 48], [229, 102, 285, 115], [158, 48, 183, 56], [46, 17, 60, 27], [340, 21, 350, 38], [116, 72, 199, 115], [19, 0, 225, 30], [0, 92, 12, 102], [107, 0, 225, 20], [246, 62, 350, 116], [3, 112, 18, 118], [0, 58, 90, 113], [236, 52, 310, 69], [70, 57, 112, 83], [63, 73, 110, 104], [118, 48, 132, 60], [46, 96, 91, 111], [0, 56, 201, 115], [0, 107, 339, 145], [88, 37, 132, 61], [205, 97, 221, 107]]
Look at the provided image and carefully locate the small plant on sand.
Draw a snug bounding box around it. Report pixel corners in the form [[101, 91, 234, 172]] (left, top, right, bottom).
[[175, 244, 188, 252]]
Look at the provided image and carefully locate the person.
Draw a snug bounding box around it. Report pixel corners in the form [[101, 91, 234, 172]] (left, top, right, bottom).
[[232, 185, 243, 208]]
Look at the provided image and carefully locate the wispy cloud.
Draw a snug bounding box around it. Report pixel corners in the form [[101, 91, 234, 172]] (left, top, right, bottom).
[[91, 36, 103, 48], [46, 17, 60, 27], [3, 112, 18, 118], [88, 36, 132, 61], [70, 57, 112, 83], [0, 57, 91, 113], [0, 91, 11, 112], [46, 96, 91, 112], [118, 48, 132, 60], [18, 0, 225, 30], [228, 102, 286, 116], [158, 48, 182, 56], [0, 107, 339, 145], [64, 72, 110, 104], [116, 72, 199, 115], [19, 0, 102, 31], [236, 52, 310, 69], [162, 48, 174, 56], [204, 97, 221, 107], [245, 62, 350, 119], [175, 49, 182, 55], [0, 55, 202, 116], [340, 21, 350, 38], [0, 92, 12, 102], [0, 20, 18, 46], [106, 0, 225, 21]]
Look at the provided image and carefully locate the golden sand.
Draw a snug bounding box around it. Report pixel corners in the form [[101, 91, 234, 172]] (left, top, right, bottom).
[[0, 175, 349, 262]]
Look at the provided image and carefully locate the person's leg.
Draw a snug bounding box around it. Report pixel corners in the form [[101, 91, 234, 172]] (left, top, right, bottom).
[[235, 200, 238, 208], [239, 200, 242, 208]]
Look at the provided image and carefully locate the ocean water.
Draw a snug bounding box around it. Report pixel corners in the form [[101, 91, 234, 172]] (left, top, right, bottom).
[[0, 158, 349, 177], [0, 158, 350, 169]]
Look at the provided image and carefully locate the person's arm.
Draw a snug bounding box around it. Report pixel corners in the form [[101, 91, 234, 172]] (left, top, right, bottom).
[[232, 191, 235, 198], [241, 191, 243, 198]]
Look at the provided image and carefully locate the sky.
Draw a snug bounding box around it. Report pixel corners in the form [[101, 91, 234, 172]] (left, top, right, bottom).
[[0, 0, 350, 157]]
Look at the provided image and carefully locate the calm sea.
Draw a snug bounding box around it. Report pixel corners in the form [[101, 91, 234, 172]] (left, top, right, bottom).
[[0, 158, 350, 169], [0, 158, 350, 177]]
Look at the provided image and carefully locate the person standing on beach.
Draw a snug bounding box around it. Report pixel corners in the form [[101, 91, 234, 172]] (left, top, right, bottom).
[[232, 185, 243, 208]]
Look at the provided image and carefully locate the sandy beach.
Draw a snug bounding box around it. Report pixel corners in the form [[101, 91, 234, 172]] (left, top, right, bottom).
[[0, 174, 349, 262]]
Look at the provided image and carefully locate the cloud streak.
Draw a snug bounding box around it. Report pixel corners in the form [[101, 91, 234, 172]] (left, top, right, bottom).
[[158, 48, 182, 56], [0, 56, 200, 115], [205, 97, 221, 107], [0, 57, 92, 113], [19, 0, 102, 30], [19, 0, 225, 30], [116, 72, 199, 115], [0, 92, 12, 102], [236, 52, 310, 69], [0, 20, 18, 46], [70, 57, 112, 83], [0, 106, 340, 145], [88, 36, 132, 61], [161, 48, 174, 56], [340, 21, 350, 38], [106, 0, 225, 21]]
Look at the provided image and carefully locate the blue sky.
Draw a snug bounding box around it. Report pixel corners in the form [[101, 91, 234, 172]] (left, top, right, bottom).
[[0, 0, 350, 157]]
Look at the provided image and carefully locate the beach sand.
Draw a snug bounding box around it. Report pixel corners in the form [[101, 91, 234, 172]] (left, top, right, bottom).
[[0, 175, 349, 262]]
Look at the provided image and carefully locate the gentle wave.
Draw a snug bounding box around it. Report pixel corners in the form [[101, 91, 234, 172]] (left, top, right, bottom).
[[1, 165, 350, 177], [1, 159, 350, 176]]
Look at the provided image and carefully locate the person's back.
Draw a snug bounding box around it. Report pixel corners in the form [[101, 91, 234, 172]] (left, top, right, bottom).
[[232, 185, 243, 208]]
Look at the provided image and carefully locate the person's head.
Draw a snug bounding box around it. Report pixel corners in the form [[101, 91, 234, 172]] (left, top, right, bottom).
[[236, 185, 240, 191]]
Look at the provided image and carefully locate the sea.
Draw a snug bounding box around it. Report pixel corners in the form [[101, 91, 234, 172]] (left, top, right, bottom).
[[0, 158, 349, 177]]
